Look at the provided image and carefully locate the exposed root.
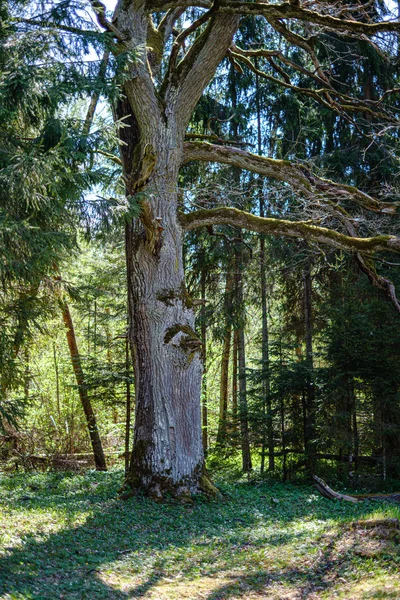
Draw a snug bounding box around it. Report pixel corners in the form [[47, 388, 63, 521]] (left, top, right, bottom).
[[118, 465, 221, 502]]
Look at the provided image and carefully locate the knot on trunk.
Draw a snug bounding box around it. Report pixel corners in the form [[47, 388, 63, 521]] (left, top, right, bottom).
[[164, 324, 203, 360], [140, 199, 163, 255], [131, 143, 157, 192], [157, 283, 194, 309]]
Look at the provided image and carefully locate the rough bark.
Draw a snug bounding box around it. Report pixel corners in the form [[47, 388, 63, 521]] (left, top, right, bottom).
[[109, 5, 239, 498], [123, 162, 207, 498]]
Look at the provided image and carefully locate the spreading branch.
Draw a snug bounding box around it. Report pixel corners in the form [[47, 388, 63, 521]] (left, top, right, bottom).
[[229, 46, 396, 123], [183, 141, 399, 214], [180, 207, 400, 255], [219, 2, 400, 34]]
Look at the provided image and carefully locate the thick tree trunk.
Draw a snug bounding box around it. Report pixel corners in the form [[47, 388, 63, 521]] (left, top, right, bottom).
[[60, 300, 107, 471], [122, 141, 212, 498], [110, 6, 239, 498]]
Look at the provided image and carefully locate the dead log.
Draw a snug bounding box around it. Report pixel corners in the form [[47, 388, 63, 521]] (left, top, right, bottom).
[[314, 475, 400, 503], [314, 475, 359, 502]]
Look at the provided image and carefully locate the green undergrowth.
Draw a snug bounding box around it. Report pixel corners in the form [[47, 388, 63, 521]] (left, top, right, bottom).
[[1, 469, 399, 599]]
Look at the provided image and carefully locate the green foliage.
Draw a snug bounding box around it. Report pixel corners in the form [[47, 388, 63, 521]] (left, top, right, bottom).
[[0, 2, 123, 423], [1, 469, 400, 599]]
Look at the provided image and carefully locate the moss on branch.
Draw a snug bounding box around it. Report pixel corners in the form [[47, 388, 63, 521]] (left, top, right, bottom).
[[180, 207, 400, 255], [218, 2, 400, 34], [182, 141, 399, 214]]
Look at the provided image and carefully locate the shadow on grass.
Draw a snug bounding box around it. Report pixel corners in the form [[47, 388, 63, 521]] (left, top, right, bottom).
[[0, 471, 394, 599]]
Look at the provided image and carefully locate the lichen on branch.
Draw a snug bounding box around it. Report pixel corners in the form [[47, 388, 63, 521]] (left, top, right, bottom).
[[180, 207, 400, 255], [182, 141, 399, 215]]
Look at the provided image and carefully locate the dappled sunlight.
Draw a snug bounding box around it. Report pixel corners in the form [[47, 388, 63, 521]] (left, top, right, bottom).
[[1, 470, 399, 599]]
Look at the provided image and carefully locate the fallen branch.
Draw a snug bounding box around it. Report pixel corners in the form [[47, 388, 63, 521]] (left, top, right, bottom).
[[314, 475, 359, 503], [314, 475, 400, 503]]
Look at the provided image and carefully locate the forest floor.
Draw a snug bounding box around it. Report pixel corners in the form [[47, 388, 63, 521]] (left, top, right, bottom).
[[0, 469, 399, 600]]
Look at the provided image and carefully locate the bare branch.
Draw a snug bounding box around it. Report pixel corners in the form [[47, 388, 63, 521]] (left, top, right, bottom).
[[219, 2, 400, 34], [230, 47, 396, 122], [183, 141, 400, 214], [12, 17, 102, 38], [89, 0, 125, 40], [334, 209, 400, 314], [181, 207, 400, 255]]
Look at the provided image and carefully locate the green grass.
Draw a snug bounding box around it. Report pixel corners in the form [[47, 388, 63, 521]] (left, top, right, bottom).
[[0, 470, 399, 599]]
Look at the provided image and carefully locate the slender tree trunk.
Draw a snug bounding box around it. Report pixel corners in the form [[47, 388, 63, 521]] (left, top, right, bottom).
[[235, 241, 252, 472], [303, 260, 316, 474], [53, 342, 61, 419], [352, 388, 359, 476], [279, 340, 288, 482], [259, 228, 274, 473], [60, 300, 107, 471], [200, 267, 208, 453], [217, 267, 233, 445], [105, 308, 118, 424], [255, 63, 274, 474], [23, 349, 30, 410], [232, 329, 239, 426]]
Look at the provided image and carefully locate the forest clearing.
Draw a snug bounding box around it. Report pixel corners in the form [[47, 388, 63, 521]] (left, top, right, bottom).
[[2, 0, 400, 597], [1, 469, 400, 599]]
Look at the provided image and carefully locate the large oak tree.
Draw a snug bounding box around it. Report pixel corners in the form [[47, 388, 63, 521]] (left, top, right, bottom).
[[15, 0, 400, 497]]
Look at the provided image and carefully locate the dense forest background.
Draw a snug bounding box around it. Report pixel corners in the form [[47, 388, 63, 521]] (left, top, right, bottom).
[[1, 0, 400, 486]]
